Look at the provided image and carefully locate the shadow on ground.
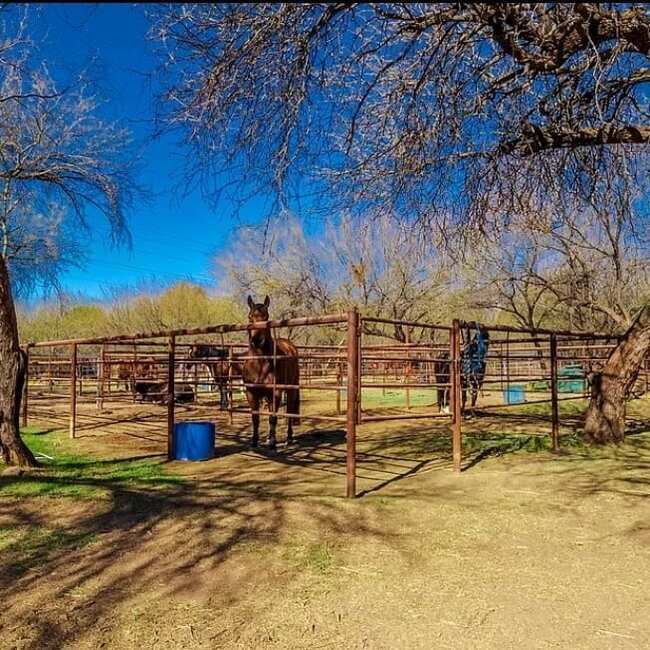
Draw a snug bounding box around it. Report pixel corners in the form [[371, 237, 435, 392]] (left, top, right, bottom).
[[3, 398, 650, 648]]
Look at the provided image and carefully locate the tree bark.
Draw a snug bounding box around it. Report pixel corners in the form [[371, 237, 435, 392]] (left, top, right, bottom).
[[0, 253, 38, 467], [583, 303, 650, 444]]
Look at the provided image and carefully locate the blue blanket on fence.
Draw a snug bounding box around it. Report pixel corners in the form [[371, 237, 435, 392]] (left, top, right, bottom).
[[462, 325, 489, 379]]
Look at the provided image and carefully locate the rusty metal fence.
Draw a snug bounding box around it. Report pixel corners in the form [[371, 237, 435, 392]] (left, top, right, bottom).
[[21, 311, 648, 497]]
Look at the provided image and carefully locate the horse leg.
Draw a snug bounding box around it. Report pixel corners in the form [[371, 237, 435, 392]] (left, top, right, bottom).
[[267, 395, 278, 451], [437, 386, 447, 414], [471, 381, 480, 416], [223, 378, 229, 409], [285, 387, 300, 445], [283, 391, 295, 446], [246, 390, 260, 448]]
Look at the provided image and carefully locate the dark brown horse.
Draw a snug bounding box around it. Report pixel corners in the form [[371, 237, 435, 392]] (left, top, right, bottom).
[[243, 295, 300, 449], [433, 350, 451, 414], [188, 344, 232, 409], [115, 356, 156, 396], [433, 324, 490, 416]]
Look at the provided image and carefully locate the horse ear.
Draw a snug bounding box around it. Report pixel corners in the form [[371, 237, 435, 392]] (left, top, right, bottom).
[[263, 295, 270, 308], [247, 295, 254, 309]]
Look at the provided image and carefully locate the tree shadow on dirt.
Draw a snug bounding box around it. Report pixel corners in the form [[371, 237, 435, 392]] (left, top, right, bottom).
[[0, 450, 397, 649], [532, 431, 650, 502]]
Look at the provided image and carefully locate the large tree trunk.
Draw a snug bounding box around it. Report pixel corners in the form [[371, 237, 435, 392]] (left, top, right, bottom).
[[0, 254, 38, 467], [583, 304, 650, 444]]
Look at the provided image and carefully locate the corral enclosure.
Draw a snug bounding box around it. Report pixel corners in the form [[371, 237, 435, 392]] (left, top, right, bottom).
[[22, 312, 650, 496]]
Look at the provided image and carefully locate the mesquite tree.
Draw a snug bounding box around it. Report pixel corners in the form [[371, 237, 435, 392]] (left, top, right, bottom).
[[468, 201, 649, 334], [221, 212, 453, 343], [154, 3, 650, 443], [0, 25, 135, 466]]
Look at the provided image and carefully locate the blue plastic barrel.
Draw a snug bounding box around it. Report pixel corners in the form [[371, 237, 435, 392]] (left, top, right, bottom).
[[503, 385, 525, 404], [173, 421, 215, 461]]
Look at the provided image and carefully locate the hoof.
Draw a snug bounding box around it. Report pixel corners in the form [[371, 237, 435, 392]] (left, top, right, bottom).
[[283, 439, 296, 448]]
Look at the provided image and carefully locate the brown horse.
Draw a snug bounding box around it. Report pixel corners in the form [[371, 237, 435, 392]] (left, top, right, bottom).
[[243, 295, 300, 449], [115, 357, 156, 397], [188, 345, 232, 409], [433, 350, 451, 414]]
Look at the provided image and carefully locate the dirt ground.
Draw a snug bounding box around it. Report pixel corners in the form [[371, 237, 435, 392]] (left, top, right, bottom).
[[1, 393, 649, 649]]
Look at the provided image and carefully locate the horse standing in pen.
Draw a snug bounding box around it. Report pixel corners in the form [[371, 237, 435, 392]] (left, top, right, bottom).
[[461, 323, 490, 414], [434, 323, 490, 416], [243, 295, 300, 450], [188, 344, 231, 409]]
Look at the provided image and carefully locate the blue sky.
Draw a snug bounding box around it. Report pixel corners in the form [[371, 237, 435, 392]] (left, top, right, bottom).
[[29, 3, 262, 299]]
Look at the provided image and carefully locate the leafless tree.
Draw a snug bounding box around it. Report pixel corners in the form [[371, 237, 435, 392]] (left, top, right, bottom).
[[0, 17, 136, 466], [220, 212, 451, 342], [469, 199, 650, 333], [154, 3, 650, 443], [3, 197, 85, 297]]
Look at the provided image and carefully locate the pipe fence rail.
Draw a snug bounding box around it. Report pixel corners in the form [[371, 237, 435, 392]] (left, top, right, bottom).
[[21, 312, 649, 497]]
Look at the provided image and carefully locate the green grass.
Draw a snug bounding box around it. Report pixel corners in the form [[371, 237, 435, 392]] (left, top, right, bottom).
[[0, 427, 184, 499], [282, 539, 337, 574], [360, 387, 437, 407], [504, 398, 589, 418], [464, 431, 584, 457], [0, 525, 98, 577], [0, 427, 185, 580]]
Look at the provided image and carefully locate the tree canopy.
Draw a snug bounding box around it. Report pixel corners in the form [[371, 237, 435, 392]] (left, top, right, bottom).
[[153, 3, 649, 232]]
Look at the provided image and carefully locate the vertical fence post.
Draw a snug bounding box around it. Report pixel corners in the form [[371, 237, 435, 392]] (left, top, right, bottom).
[[356, 317, 362, 425], [451, 319, 462, 472], [69, 343, 77, 439], [550, 333, 560, 452], [97, 344, 106, 410], [336, 362, 342, 415], [22, 344, 30, 428], [506, 332, 511, 398], [346, 308, 359, 498], [193, 347, 199, 396], [306, 354, 311, 386], [167, 335, 176, 460], [106, 346, 112, 395], [405, 328, 411, 410], [48, 345, 54, 392], [272, 335, 277, 414], [78, 349, 83, 397], [131, 342, 137, 402], [228, 345, 234, 425]]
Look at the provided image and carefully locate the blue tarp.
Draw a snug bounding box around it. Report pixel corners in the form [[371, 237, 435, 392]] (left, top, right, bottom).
[[462, 324, 489, 380]]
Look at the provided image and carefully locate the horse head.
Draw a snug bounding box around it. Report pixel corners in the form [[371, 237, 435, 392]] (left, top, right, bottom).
[[247, 295, 271, 349]]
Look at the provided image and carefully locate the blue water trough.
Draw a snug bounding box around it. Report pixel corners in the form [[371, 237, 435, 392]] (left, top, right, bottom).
[[503, 385, 526, 405], [173, 421, 215, 461]]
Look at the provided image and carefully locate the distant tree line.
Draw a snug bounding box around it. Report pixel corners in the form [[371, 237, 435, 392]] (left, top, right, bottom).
[[17, 283, 244, 342]]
